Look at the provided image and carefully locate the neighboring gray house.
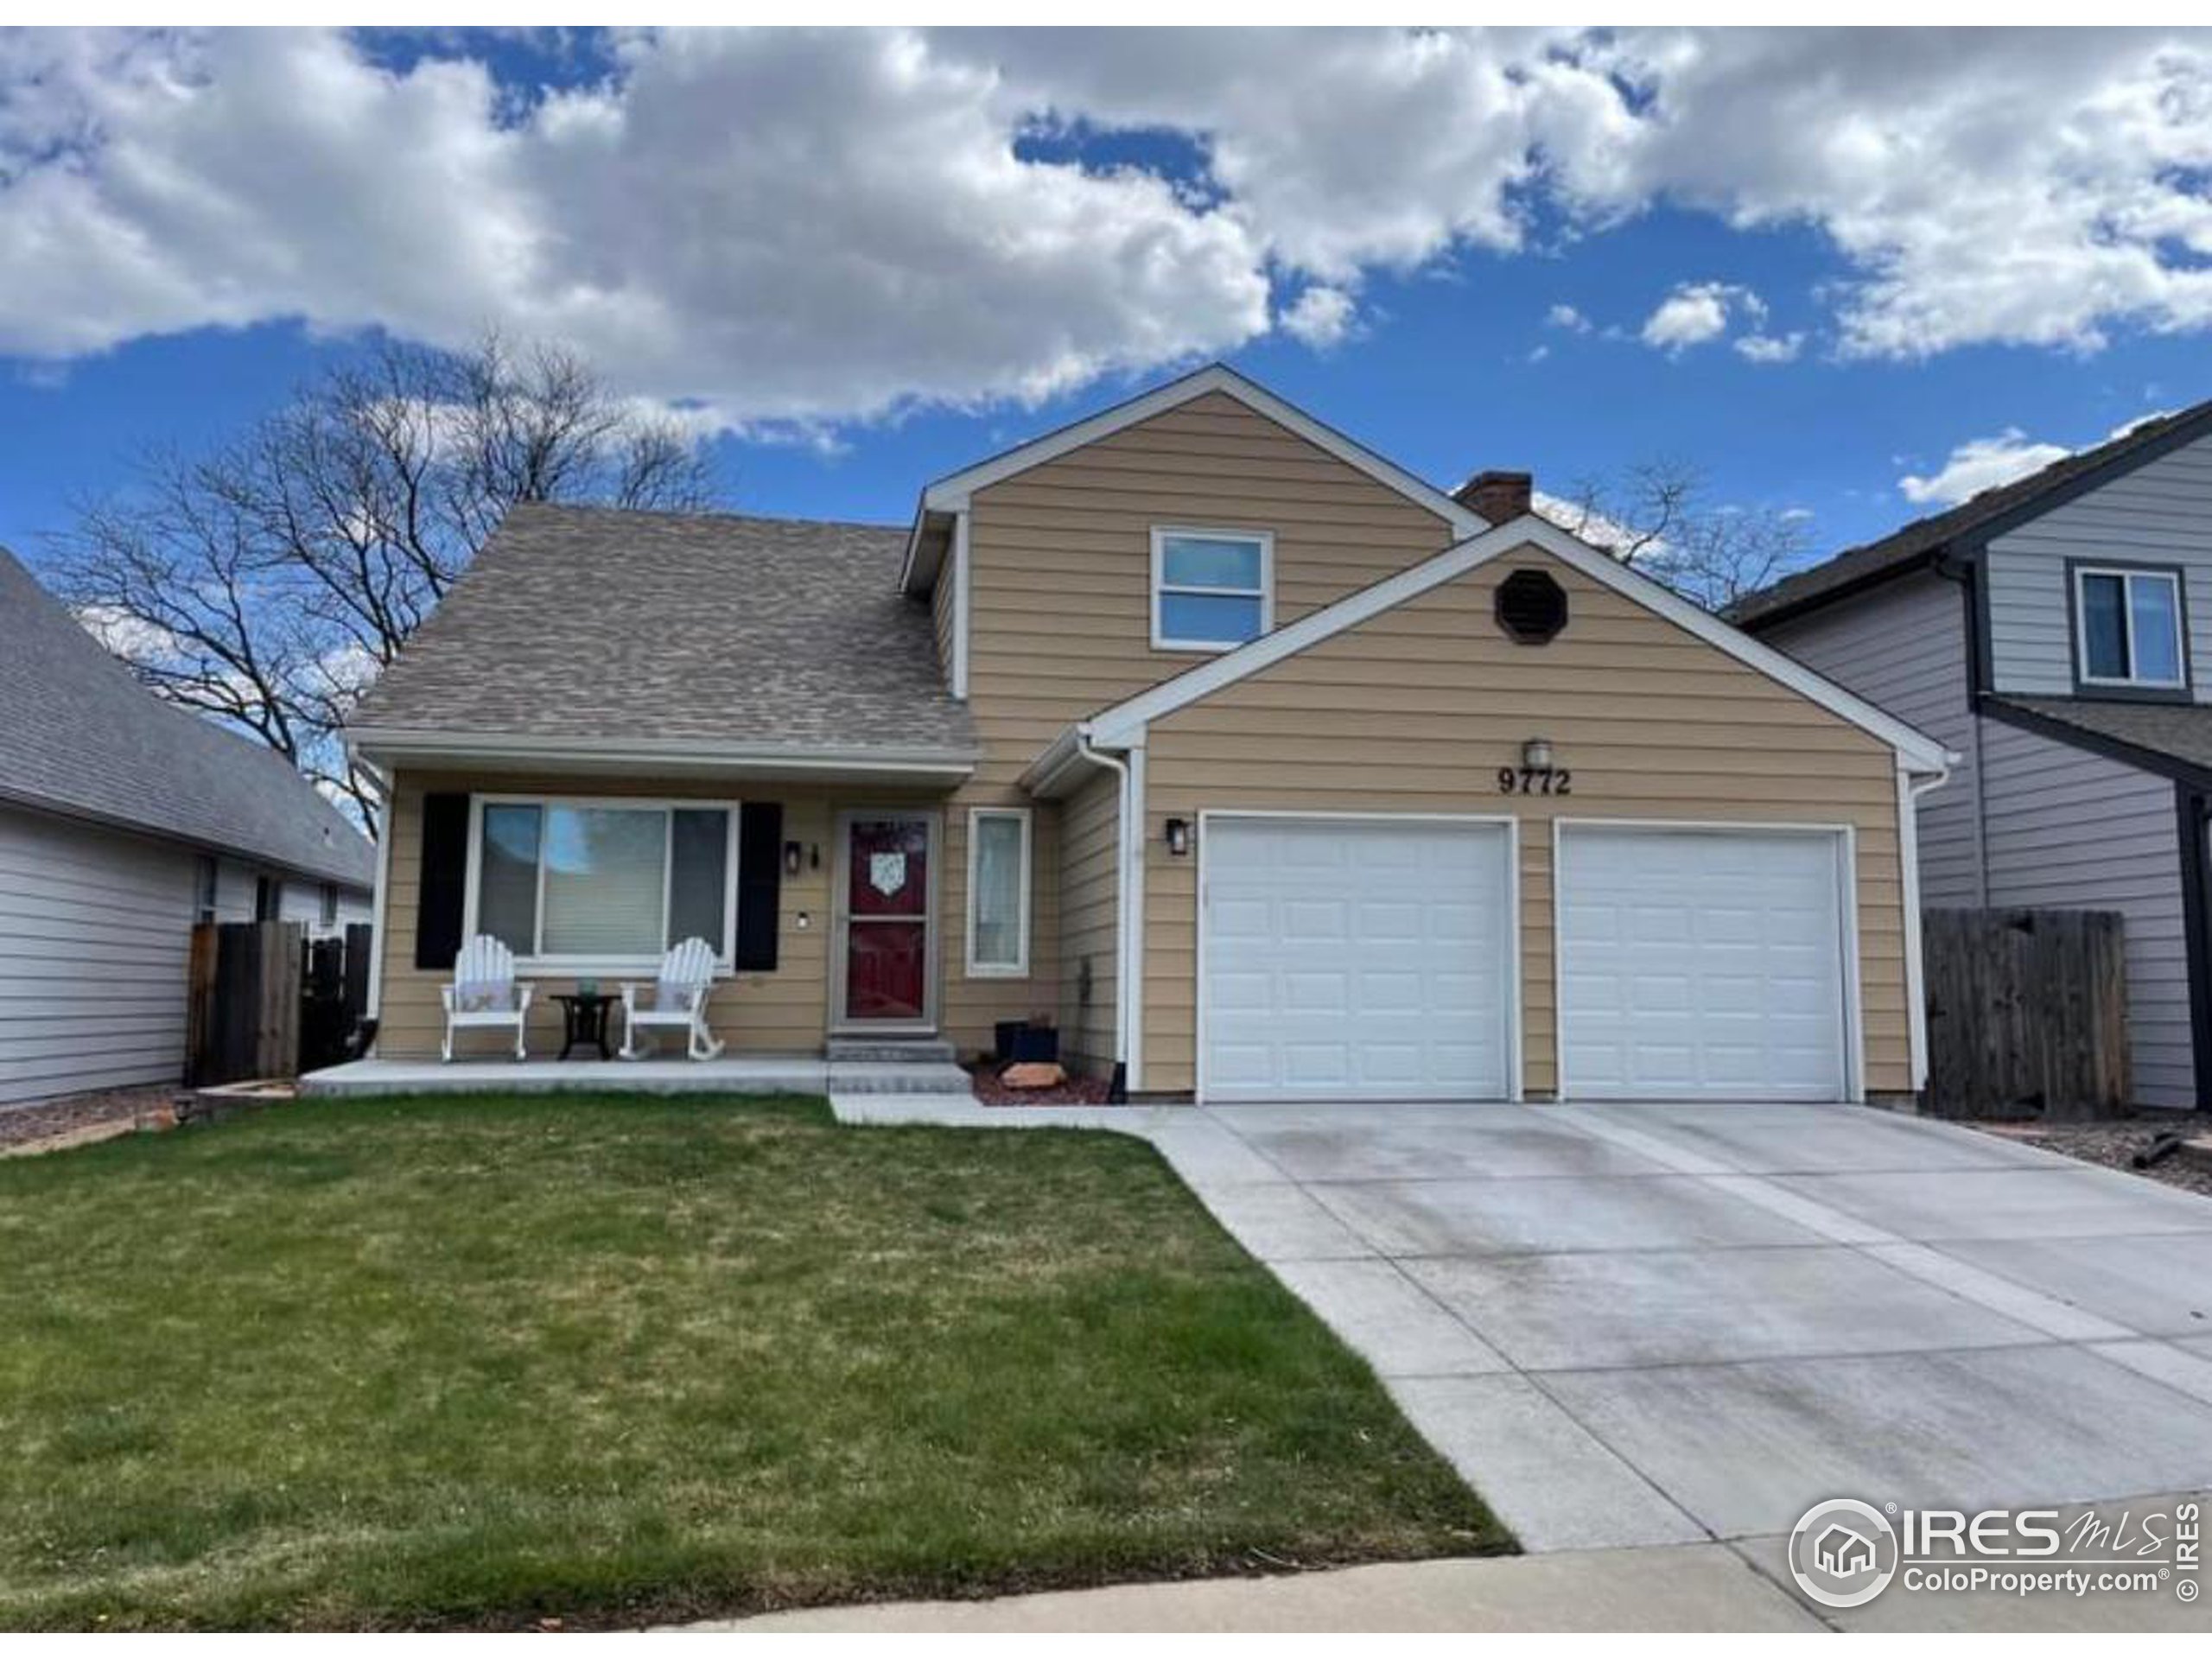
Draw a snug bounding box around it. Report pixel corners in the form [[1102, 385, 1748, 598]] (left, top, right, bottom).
[[1736, 399, 2212, 1110], [1, 548, 374, 1105]]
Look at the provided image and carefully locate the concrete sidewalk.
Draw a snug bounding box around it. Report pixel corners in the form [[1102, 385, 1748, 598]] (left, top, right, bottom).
[[683, 1544, 1821, 1631]]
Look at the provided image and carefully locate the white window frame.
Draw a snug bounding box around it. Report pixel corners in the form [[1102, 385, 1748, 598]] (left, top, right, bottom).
[[1151, 525, 1274, 652], [2075, 564, 2186, 690], [462, 793, 741, 976], [963, 806, 1033, 978]]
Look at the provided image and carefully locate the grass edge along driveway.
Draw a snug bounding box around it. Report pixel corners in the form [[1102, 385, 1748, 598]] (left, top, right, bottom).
[[0, 1092, 1507, 1630]]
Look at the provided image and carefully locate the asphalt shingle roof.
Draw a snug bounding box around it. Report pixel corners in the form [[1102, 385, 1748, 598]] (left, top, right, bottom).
[[1733, 397, 2212, 630], [0, 548, 373, 887], [349, 505, 977, 758], [1996, 696, 2212, 781]]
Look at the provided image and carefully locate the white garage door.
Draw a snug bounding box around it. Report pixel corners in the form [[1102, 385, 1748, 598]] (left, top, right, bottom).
[[1201, 817, 1514, 1103], [1556, 825, 1851, 1102]]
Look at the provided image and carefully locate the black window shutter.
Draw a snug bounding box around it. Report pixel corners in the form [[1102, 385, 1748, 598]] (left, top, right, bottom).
[[415, 792, 470, 970], [735, 803, 784, 971]]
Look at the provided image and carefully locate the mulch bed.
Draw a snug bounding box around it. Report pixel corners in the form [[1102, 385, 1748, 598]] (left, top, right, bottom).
[[965, 1061, 1118, 1108], [1971, 1115, 2212, 1198], [0, 1085, 177, 1152]]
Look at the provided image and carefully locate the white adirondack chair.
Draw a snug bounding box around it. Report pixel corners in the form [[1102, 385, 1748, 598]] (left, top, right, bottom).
[[620, 937, 726, 1061], [440, 935, 532, 1061]]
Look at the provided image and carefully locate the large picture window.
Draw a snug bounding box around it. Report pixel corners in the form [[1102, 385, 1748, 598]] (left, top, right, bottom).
[[965, 807, 1032, 976], [469, 798, 736, 969], [2075, 565, 2185, 691], [1152, 526, 1273, 651]]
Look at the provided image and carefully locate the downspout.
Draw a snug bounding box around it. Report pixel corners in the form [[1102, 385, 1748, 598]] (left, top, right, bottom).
[[1899, 760, 1955, 1100], [1072, 727, 1133, 1104]]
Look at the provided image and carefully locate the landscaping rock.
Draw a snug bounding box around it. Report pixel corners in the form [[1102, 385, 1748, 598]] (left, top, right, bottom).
[[1000, 1061, 1068, 1090]]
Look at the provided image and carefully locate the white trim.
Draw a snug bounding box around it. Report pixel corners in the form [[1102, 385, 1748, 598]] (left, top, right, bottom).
[[1126, 740, 1147, 1090], [365, 791, 394, 1030], [1900, 762, 1951, 1095], [1071, 734, 1133, 1077], [963, 805, 1033, 978], [1192, 810, 1521, 1106], [905, 362, 1482, 591], [2073, 564, 2187, 690], [1084, 516, 1956, 773], [1149, 525, 1274, 652], [950, 509, 972, 700], [348, 728, 976, 780], [1550, 817, 1863, 1104], [462, 793, 742, 977]]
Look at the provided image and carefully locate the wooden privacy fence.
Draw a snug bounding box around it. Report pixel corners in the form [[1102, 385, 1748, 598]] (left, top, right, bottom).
[[186, 921, 373, 1085], [1922, 907, 2128, 1120]]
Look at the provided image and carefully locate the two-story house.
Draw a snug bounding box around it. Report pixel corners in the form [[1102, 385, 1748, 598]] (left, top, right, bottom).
[[345, 364, 1948, 1104], [1737, 399, 2212, 1111]]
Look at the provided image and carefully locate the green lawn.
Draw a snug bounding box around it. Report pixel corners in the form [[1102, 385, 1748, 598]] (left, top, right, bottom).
[[0, 1093, 1503, 1630]]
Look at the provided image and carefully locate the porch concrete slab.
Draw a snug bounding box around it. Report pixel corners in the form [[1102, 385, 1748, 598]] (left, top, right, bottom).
[[1309, 1173, 1825, 1258], [1400, 1245, 2044, 1371], [301, 1054, 832, 1096], [1268, 1258, 1508, 1377], [1769, 1166, 2212, 1243], [1567, 1101, 2062, 1174], [1217, 1114, 1675, 1185], [1935, 1232, 2212, 1337], [1540, 1344, 2212, 1538], [1384, 1374, 1707, 1551], [1196, 1181, 1377, 1262], [689, 1543, 1821, 1631], [823, 1061, 971, 1096]]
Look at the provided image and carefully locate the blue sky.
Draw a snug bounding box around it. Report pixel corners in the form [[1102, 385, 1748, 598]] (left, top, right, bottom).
[[4, 28, 2211, 568]]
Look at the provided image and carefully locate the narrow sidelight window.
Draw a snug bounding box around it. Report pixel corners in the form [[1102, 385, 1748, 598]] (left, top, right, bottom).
[[966, 807, 1032, 976]]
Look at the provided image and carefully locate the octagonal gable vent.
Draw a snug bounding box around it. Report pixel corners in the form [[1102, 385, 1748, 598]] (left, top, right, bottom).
[[1495, 568, 1568, 644]]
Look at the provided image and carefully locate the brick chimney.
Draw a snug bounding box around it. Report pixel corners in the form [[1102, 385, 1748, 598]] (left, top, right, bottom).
[[1453, 469, 1533, 524]]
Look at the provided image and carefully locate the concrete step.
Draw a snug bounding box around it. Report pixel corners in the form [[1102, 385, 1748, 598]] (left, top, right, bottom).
[[825, 1061, 972, 1096], [824, 1038, 957, 1065]]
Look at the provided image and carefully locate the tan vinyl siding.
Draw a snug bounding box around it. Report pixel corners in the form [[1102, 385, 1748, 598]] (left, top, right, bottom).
[[1054, 766, 1121, 1076], [944, 388, 1459, 1060], [374, 771, 941, 1060], [932, 540, 957, 679], [1139, 543, 1912, 1098]]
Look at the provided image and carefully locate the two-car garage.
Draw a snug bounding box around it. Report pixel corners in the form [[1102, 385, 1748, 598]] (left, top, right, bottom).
[[1198, 814, 1854, 1104]]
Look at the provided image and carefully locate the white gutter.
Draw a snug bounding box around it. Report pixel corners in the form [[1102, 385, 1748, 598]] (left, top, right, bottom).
[[1898, 758, 1957, 1096], [1072, 726, 1140, 1096]]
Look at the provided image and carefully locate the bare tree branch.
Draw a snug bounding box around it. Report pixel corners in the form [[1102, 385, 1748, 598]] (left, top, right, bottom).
[[1541, 458, 1809, 613], [48, 333, 721, 836]]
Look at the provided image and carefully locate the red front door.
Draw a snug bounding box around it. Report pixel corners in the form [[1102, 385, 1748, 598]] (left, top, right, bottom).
[[842, 816, 931, 1024]]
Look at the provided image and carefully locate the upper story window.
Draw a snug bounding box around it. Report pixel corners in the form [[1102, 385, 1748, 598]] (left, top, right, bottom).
[[2075, 565, 2186, 692], [1152, 527, 1273, 652]]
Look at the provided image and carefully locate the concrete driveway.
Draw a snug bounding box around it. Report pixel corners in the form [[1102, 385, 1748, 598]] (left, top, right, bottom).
[[1169, 1099, 2212, 1557]]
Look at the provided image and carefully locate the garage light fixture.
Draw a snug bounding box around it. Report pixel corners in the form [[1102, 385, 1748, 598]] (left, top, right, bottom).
[[1522, 737, 1554, 772], [1164, 817, 1192, 857]]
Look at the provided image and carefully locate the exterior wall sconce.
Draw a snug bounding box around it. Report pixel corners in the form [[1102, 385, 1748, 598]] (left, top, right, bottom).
[[1522, 737, 1554, 772], [1164, 817, 1192, 857], [784, 840, 803, 877]]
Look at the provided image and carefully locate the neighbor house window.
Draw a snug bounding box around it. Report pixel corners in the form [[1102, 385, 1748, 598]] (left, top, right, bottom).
[[2075, 566, 2185, 690], [469, 798, 737, 969], [194, 855, 219, 924], [1152, 527, 1272, 651], [320, 882, 340, 929], [965, 807, 1031, 976]]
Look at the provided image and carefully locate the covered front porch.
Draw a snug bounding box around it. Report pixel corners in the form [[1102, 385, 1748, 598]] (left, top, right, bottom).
[[301, 1051, 970, 1097]]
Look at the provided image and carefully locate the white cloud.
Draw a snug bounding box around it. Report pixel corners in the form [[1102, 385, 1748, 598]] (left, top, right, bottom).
[[1897, 428, 2072, 506], [4, 28, 2212, 422], [1734, 331, 1805, 363], [1545, 302, 1592, 332], [1280, 284, 1357, 347], [1642, 281, 1758, 353]]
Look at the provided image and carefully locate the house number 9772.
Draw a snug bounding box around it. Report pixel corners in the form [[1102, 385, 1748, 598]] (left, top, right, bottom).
[[1497, 766, 1571, 796]]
